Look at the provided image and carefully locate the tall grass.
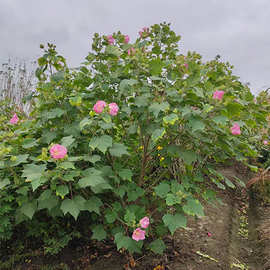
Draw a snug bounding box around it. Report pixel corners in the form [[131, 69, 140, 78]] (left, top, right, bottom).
[[0, 59, 36, 115]]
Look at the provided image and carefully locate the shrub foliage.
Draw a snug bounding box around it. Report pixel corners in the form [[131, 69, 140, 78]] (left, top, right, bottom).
[[0, 23, 269, 254]]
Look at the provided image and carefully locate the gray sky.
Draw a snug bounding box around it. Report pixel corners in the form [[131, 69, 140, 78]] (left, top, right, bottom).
[[1, 0, 270, 94]]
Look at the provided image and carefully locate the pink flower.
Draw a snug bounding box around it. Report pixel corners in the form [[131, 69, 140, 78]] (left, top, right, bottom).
[[230, 123, 241, 135], [184, 63, 188, 69], [207, 232, 212, 237], [213, 90, 225, 100], [124, 35, 130, 43], [127, 47, 135, 55], [93, 100, 107, 114], [9, 113, 19, 124], [107, 35, 115, 45], [108, 102, 119, 116], [263, 140, 268, 145], [139, 27, 149, 37], [50, 144, 67, 159], [139, 217, 150, 229], [132, 228, 145, 241]]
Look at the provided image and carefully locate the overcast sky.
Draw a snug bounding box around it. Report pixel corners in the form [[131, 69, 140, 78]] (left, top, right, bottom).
[[1, 0, 270, 94]]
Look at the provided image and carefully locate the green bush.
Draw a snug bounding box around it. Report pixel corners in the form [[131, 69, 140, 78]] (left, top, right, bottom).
[[0, 23, 269, 254]]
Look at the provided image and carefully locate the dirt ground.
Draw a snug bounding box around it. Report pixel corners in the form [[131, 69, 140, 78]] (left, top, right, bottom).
[[2, 164, 269, 270]]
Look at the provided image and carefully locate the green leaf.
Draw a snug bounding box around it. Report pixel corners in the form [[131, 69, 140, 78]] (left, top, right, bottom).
[[105, 45, 122, 57], [47, 108, 65, 119], [22, 164, 47, 191], [31, 176, 47, 191], [166, 193, 181, 206], [92, 225, 107, 241], [188, 118, 205, 132], [149, 239, 166, 254], [0, 178, 10, 189], [124, 209, 136, 225], [149, 58, 163, 75], [86, 155, 101, 164], [134, 96, 149, 107], [79, 117, 93, 130], [149, 102, 170, 118], [246, 164, 258, 172], [61, 135, 75, 148], [60, 199, 80, 220], [20, 201, 37, 219], [59, 161, 75, 170], [56, 185, 69, 199], [183, 198, 204, 217], [225, 102, 243, 117], [84, 196, 103, 214], [79, 168, 111, 192], [154, 182, 170, 198], [89, 135, 113, 154], [109, 143, 129, 157], [22, 164, 46, 180], [105, 210, 118, 223], [9, 154, 29, 167], [224, 177, 235, 188], [163, 114, 178, 125], [38, 193, 58, 211], [114, 232, 131, 250], [119, 169, 133, 181], [179, 150, 197, 165], [22, 138, 38, 149], [151, 128, 165, 142], [162, 213, 187, 234], [213, 115, 228, 125], [114, 232, 142, 253], [119, 79, 138, 92], [51, 71, 65, 82]]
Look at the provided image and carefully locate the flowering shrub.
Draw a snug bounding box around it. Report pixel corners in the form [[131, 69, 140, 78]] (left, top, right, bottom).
[[0, 23, 269, 254]]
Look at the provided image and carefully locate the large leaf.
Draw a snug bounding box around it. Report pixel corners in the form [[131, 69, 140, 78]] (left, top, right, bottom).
[[84, 196, 103, 214], [149, 102, 170, 118], [109, 143, 129, 157], [89, 135, 113, 154], [60, 199, 80, 220], [180, 150, 197, 165], [119, 169, 133, 181], [92, 225, 107, 241], [22, 138, 38, 149], [46, 108, 65, 119], [183, 198, 204, 217], [22, 164, 46, 180], [56, 185, 69, 199], [163, 113, 178, 125], [154, 182, 170, 198], [22, 164, 47, 191], [9, 154, 29, 167], [105, 45, 122, 57], [151, 128, 165, 142], [149, 58, 163, 75], [61, 135, 75, 148], [0, 178, 10, 189], [114, 232, 142, 253], [162, 213, 187, 234], [188, 117, 205, 132], [78, 168, 111, 192], [149, 239, 166, 254], [20, 201, 37, 219]]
